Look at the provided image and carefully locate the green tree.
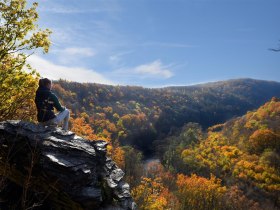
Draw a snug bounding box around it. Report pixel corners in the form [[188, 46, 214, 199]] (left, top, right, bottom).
[[0, 0, 51, 121], [122, 146, 143, 188]]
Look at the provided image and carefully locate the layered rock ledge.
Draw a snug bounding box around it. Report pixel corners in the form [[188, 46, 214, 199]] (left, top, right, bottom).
[[0, 120, 136, 210]]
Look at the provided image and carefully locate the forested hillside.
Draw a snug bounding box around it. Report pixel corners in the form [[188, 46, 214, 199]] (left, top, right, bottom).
[[53, 78, 280, 155], [2, 0, 279, 209], [50, 79, 280, 209], [150, 97, 280, 209]]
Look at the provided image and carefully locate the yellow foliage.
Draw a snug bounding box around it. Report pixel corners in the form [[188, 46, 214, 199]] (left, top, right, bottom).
[[132, 177, 178, 210], [176, 174, 226, 210], [0, 64, 39, 121], [0, 0, 51, 121], [111, 146, 125, 169]]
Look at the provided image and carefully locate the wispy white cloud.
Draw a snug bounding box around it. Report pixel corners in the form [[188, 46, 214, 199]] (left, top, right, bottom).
[[115, 60, 174, 79], [141, 42, 197, 48], [134, 60, 173, 79], [39, 0, 122, 14], [49, 27, 77, 45], [27, 55, 114, 85], [109, 51, 133, 65], [41, 7, 121, 14], [50, 47, 96, 65], [59, 47, 96, 57], [40, 6, 82, 14]]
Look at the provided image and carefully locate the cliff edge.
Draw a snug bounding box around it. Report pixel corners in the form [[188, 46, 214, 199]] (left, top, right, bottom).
[[0, 120, 136, 210]]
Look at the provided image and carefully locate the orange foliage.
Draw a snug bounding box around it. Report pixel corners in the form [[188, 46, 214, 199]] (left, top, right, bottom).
[[249, 129, 280, 154], [70, 117, 97, 140], [121, 113, 147, 129], [144, 160, 176, 190], [208, 123, 224, 132], [132, 177, 179, 210], [71, 117, 124, 170], [176, 174, 226, 210], [52, 83, 75, 99], [111, 146, 125, 169]]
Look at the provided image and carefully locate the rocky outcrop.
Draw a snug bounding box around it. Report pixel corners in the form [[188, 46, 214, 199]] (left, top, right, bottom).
[[0, 120, 136, 210]]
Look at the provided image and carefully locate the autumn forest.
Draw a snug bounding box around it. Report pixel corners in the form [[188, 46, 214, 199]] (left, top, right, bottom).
[[52, 79, 280, 210], [3, 74, 280, 209], [1, 0, 280, 209]]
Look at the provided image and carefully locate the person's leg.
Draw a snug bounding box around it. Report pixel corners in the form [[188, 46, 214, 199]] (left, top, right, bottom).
[[62, 109, 70, 130], [54, 109, 70, 130]]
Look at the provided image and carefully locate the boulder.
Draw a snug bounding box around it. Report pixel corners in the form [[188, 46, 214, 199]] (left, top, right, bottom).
[[0, 120, 136, 210]]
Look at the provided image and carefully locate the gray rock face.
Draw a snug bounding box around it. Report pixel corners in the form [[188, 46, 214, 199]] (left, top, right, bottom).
[[0, 120, 136, 210]]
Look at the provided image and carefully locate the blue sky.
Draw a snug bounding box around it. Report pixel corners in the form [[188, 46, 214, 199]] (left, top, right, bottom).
[[28, 0, 280, 87]]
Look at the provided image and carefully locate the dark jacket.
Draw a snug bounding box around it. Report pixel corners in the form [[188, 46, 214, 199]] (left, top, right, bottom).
[[35, 86, 65, 122]]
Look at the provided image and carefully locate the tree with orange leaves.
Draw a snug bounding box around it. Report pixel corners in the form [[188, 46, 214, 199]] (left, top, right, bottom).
[[111, 146, 125, 169], [249, 129, 280, 154], [176, 173, 226, 210], [70, 117, 97, 140], [132, 177, 179, 210]]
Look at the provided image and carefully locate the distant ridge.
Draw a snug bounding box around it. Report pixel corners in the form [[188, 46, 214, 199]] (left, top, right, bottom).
[[53, 78, 280, 154], [162, 78, 280, 89]]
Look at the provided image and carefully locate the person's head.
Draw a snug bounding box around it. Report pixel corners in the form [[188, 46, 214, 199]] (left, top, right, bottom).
[[39, 78, 52, 89]]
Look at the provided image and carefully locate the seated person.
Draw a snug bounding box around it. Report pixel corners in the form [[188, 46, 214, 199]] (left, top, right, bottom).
[[35, 78, 70, 131]]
